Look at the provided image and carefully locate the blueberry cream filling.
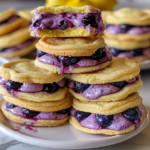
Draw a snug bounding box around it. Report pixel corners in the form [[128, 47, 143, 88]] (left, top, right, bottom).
[[107, 46, 150, 58], [71, 106, 143, 130], [37, 48, 112, 74], [3, 101, 69, 120], [106, 24, 150, 35], [0, 15, 20, 26], [0, 77, 66, 94], [68, 75, 140, 99], [29, 11, 105, 36], [0, 38, 36, 53]]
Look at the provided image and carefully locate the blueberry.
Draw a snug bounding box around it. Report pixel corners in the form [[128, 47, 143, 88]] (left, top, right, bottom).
[[130, 48, 143, 56], [6, 80, 23, 91], [22, 108, 40, 118], [122, 107, 138, 121], [7, 102, 16, 109], [86, 48, 106, 60], [0, 48, 7, 52], [56, 109, 69, 114], [76, 111, 91, 121], [95, 114, 113, 128], [82, 15, 97, 28], [120, 24, 133, 33], [33, 20, 41, 27], [43, 82, 59, 93], [105, 23, 110, 28], [36, 49, 46, 57], [109, 48, 124, 57], [57, 56, 79, 66], [111, 81, 128, 89], [59, 21, 68, 30], [74, 81, 90, 93]]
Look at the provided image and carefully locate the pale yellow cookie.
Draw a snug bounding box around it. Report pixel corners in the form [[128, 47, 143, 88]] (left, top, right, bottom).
[[105, 7, 150, 25], [101, 11, 111, 24], [0, 60, 66, 83], [0, 9, 26, 36], [35, 58, 111, 74], [36, 36, 105, 56], [69, 57, 140, 84], [3, 94, 73, 112], [73, 92, 142, 115], [2, 107, 69, 127], [68, 79, 142, 102], [0, 26, 31, 48], [0, 39, 38, 58], [0, 85, 68, 102]]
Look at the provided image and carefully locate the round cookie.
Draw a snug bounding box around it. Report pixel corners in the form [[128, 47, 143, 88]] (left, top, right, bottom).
[[0, 9, 26, 36], [36, 36, 105, 56], [0, 60, 67, 102], [70, 93, 144, 135], [104, 37, 150, 62], [68, 58, 142, 102], [0, 26, 31, 48], [1, 94, 73, 127]]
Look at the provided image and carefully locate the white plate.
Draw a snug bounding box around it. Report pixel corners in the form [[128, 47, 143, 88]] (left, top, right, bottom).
[[138, 59, 150, 70], [0, 100, 149, 149]]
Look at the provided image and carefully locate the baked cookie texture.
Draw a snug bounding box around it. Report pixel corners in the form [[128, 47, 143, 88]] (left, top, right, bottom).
[[0, 60, 66, 83], [72, 92, 142, 115], [3, 94, 73, 112], [105, 7, 150, 25], [35, 58, 111, 74], [0, 9, 26, 36], [36, 36, 105, 56], [0, 39, 38, 58], [2, 107, 69, 127], [0, 85, 68, 102], [68, 79, 142, 102], [69, 58, 140, 84], [0, 26, 31, 48]]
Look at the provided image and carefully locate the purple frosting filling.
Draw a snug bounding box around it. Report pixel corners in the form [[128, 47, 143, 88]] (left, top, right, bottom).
[[0, 15, 20, 26], [0, 77, 66, 94], [0, 39, 35, 53], [3, 102, 68, 120], [71, 107, 143, 131], [38, 48, 112, 74], [68, 75, 140, 100], [106, 25, 150, 35], [29, 11, 105, 36]]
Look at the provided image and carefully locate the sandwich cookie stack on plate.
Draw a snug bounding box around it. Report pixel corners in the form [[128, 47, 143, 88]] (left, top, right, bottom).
[[0, 60, 72, 127], [0, 9, 38, 58], [68, 58, 144, 135], [104, 8, 150, 62]]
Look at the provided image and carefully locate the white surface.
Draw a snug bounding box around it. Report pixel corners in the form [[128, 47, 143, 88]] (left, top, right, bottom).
[[0, 102, 148, 149], [138, 60, 150, 70]]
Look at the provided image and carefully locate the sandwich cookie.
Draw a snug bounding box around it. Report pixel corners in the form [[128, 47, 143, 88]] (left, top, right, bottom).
[[0, 9, 26, 36], [105, 37, 150, 62], [2, 94, 73, 127], [0, 60, 67, 102], [105, 8, 150, 41], [35, 36, 112, 74], [29, 5, 105, 38], [70, 93, 144, 135], [68, 58, 142, 102]]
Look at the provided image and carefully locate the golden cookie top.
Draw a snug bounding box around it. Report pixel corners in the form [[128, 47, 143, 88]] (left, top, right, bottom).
[[0, 26, 31, 48], [0, 60, 66, 83], [0, 8, 16, 22], [32, 5, 101, 14], [73, 92, 142, 115], [36, 36, 105, 56], [106, 7, 150, 25], [69, 58, 140, 84]]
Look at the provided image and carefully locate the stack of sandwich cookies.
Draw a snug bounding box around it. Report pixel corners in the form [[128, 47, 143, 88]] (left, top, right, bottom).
[[35, 36, 112, 74], [0, 60, 72, 127], [104, 8, 150, 62], [29, 5, 105, 38]]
